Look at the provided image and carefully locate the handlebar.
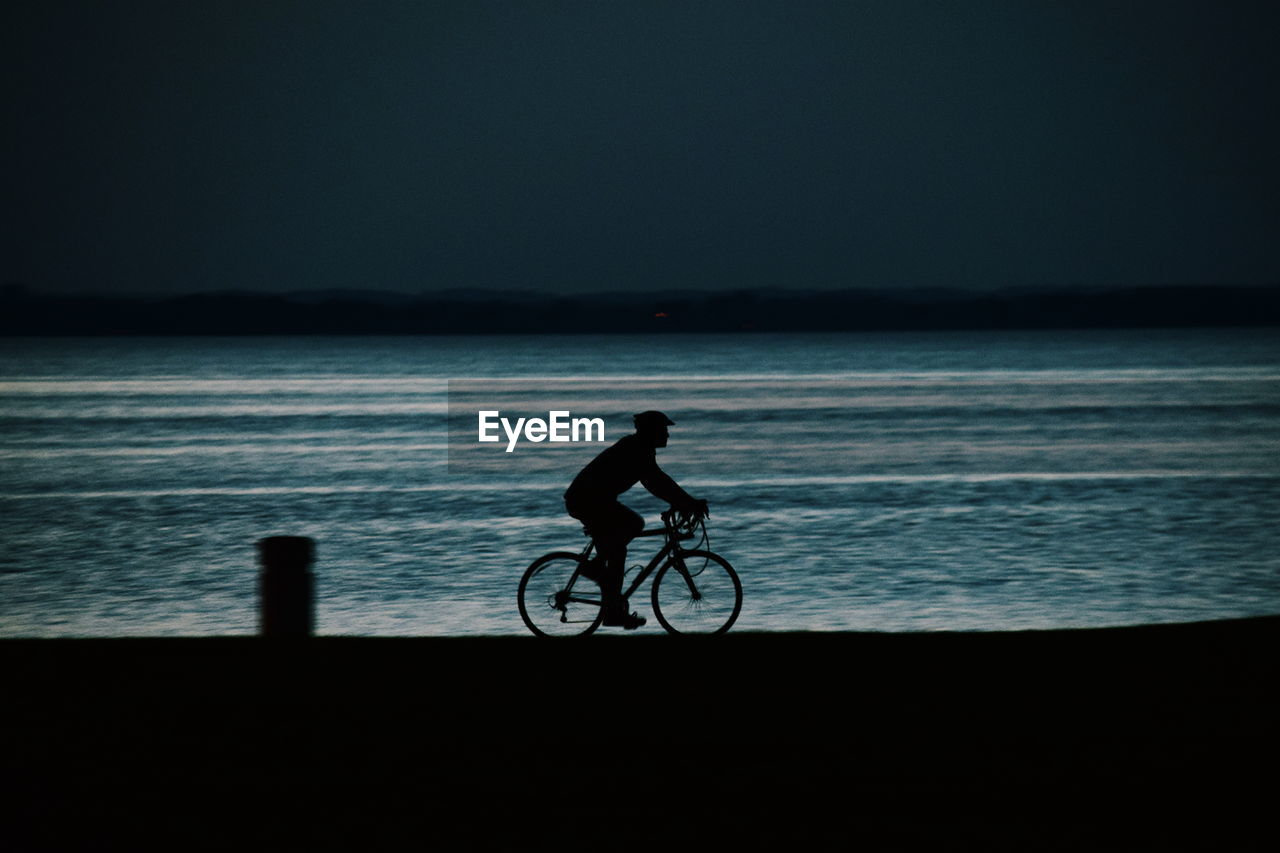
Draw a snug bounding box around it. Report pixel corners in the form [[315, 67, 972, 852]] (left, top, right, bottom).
[[627, 506, 709, 543], [661, 506, 707, 535]]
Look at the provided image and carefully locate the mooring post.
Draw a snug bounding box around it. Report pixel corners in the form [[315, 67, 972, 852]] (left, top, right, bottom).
[[258, 536, 315, 637]]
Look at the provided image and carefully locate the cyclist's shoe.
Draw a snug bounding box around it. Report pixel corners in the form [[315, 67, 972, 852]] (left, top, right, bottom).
[[602, 607, 646, 630]]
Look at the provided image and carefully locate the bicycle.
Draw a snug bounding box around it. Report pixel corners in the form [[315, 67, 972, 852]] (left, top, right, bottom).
[[517, 508, 742, 637]]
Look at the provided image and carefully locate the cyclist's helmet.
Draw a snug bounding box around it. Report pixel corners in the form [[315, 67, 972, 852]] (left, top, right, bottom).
[[633, 410, 675, 429]]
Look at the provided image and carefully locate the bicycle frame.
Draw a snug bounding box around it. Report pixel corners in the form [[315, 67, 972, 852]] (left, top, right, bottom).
[[565, 518, 696, 606], [519, 508, 740, 636]]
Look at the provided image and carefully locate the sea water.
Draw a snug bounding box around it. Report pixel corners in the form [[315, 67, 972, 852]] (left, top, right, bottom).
[[1, 329, 1278, 636]]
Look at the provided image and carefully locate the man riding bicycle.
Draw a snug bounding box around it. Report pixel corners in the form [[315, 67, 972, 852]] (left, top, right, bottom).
[[564, 410, 708, 630]]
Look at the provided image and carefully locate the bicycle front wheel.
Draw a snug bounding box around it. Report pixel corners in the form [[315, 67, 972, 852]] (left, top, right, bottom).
[[651, 550, 742, 635], [517, 552, 604, 637]]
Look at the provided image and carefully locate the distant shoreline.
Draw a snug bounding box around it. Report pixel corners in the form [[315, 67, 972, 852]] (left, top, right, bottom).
[[4, 283, 1279, 335]]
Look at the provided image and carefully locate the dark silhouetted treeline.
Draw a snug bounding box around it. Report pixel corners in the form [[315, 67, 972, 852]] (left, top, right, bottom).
[[2, 283, 1278, 335]]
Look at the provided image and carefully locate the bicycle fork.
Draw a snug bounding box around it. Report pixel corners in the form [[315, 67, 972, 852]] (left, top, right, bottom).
[[669, 557, 703, 601]]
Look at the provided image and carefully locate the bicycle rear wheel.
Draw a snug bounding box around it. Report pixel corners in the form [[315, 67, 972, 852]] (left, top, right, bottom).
[[651, 550, 742, 635], [517, 552, 604, 637]]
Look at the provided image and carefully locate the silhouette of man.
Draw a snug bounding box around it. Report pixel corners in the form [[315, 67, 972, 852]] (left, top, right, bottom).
[[564, 410, 708, 629]]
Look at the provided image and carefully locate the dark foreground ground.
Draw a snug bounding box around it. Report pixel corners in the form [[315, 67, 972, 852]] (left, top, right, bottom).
[[3, 618, 1277, 850]]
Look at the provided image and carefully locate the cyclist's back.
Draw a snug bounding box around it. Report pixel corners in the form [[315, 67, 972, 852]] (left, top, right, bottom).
[[564, 433, 661, 511]]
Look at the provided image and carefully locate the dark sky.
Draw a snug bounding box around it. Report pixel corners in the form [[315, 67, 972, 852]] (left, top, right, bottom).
[[4, 1, 1278, 295]]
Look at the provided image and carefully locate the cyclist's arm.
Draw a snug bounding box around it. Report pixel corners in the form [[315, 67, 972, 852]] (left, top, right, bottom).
[[640, 467, 703, 515]]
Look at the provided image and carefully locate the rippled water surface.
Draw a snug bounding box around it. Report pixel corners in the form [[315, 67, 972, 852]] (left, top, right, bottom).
[[2, 329, 1278, 636]]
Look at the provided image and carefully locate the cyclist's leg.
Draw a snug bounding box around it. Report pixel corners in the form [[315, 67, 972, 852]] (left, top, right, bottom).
[[600, 504, 644, 623], [566, 499, 619, 594], [570, 501, 643, 623], [595, 501, 643, 576]]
